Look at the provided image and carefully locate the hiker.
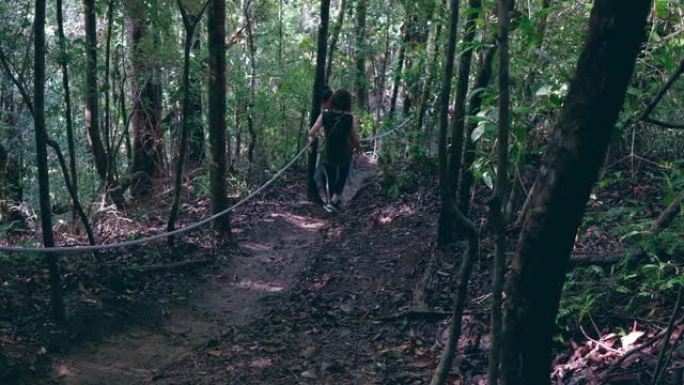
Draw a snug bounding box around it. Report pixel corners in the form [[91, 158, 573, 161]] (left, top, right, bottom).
[[308, 89, 361, 212]]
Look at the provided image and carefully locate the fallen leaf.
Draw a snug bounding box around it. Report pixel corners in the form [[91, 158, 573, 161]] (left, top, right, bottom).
[[207, 349, 223, 357], [621, 330, 644, 350]]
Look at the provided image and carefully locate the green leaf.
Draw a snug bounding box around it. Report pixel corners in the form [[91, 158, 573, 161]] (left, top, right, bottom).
[[471, 122, 486, 142], [483, 171, 494, 190]]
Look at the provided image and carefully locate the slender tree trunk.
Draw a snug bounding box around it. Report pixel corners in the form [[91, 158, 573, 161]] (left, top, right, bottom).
[[233, 102, 242, 168], [35, 0, 65, 324], [354, 0, 368, 110], [83, 0, 110, 187], [447, 0, 482, 196], [523, 0, 551, 101], [45, 139, 96, 246], [458, 44, 496, 216], [56, 0, 78, 220], [487, 1, 511, 384], [372, 12, 392, 151], [207, 0, 231, 234], [325, 0, 347, 84], [389, 23, 410, 121], [306, 0, 330, 202], [187, 35, 205, 164], [119, 67, 132, 163], [430, 7, 479, 382], [168, 0, 208, 237], [244, 0, 257, 163], [417, 18, 443, 143], [500, 3, 651, 384], [104, 0, 115, 177], [436, 0, 462, 247]]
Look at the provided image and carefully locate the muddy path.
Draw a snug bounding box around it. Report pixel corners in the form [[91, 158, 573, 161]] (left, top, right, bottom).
[[49, 157, 378, 385]]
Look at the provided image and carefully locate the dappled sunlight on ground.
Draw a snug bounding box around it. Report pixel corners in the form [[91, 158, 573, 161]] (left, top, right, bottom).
[[373, 203, 417, 225], [234, 279, 285, 293], [241, 242, 274, 251], [269, 212, 325, 230]]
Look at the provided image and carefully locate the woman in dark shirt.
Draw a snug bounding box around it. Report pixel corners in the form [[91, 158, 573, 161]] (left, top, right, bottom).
[[308, 89, 361, 212]]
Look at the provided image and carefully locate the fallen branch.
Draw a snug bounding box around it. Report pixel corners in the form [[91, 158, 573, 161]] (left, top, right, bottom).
[[126, 258, 214, 274]]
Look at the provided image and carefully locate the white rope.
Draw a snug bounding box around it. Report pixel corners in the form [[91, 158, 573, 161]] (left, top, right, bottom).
[[361, 117, 411, 143], [0, 117, 411, 255], [0, 144, 311, 255]]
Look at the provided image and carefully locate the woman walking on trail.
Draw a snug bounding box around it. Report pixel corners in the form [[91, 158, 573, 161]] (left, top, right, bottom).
[[309, 89, 361, 212]]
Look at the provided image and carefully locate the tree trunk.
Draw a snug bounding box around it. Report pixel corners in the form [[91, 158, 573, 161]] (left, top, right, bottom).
[[325, 0, 347, 84], [306, 0, 331, 202], [187, 34, 205, 164], [416, 21, 442, 137], [207, 0, 231, 234], [388, 22, 410, 121], [447, 0, 482, 196], [354, 0, 368, 110], [129, 3, 164, 197], [168, 0, 209, 238], [104, 0, 116, 178], [500, 2, 651, 384], [458, 44, 496, 216], [35, 0, 65, 324], [0, 83, 25, 227], [435, 0, 462, 248], [487, 1, 511, 384], [244, 0, 257, 163], [430, 11, 480, 384], [56, 0, 78, 220], [83, 0, 110, 187]]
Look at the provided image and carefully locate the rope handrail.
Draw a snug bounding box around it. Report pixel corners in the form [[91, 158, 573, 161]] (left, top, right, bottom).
[[0, 117, 411, 255]]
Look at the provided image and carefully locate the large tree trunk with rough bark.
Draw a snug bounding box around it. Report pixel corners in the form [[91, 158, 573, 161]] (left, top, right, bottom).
[[128, 3, 164, 197], [207, 0, 231, 234], [500, 2, 651, 384], [83, 0, 111, 186]]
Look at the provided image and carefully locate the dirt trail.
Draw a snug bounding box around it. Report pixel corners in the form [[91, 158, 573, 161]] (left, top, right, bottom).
[[51, 157, 377, 385]]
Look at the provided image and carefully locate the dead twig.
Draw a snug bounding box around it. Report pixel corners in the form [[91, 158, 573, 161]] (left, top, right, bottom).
[[652, 285, 684, 385]]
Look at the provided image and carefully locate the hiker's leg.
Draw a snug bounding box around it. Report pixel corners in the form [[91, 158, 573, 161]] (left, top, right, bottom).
[[324, 163, 336, 203], [335, 161, 351, 196]]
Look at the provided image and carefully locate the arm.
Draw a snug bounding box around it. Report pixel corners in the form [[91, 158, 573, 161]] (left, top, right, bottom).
[[351, 118, 361, 153], [308, 114, 324, 140]]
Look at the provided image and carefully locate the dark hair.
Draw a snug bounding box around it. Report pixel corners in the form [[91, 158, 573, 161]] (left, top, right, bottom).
[[320, 86, 333, 103], [330, 89, 352, 112]]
